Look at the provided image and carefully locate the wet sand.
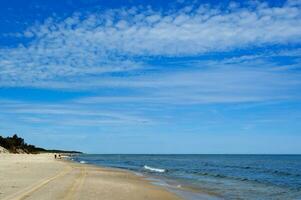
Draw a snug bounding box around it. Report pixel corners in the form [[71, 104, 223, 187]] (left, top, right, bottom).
[[0, 153, 182, 200]]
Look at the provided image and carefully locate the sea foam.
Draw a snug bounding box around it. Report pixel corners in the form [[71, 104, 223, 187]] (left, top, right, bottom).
[[143, 165, 166, 173]]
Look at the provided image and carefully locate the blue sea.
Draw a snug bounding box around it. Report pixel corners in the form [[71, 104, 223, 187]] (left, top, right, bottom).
[[72, 154, 301, 200]]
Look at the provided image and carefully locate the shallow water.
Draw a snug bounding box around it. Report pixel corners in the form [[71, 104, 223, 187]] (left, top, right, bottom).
[[73, 154, 301, 200]]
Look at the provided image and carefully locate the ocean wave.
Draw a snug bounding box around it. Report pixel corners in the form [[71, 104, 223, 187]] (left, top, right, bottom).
[[201, 162, 301, 178], [80, 161, 87, 164], [143, 165, 166, 173], [195, 171, 265, 184], [267, 170, 301, 177], [202, 162, 260, 171]]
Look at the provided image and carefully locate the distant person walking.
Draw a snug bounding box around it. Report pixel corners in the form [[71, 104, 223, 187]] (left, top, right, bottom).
[[54, 154, 57, 159]]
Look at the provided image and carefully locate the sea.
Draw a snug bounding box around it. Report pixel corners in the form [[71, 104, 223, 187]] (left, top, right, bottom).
[[72, 154, 301, 200]]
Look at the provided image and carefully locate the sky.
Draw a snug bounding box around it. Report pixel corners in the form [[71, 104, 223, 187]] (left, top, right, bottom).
[[0, 0, 301, 154]]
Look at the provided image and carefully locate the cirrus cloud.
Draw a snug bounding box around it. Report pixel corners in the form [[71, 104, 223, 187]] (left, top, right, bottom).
[[0, 1, 301, 87], [0, 0, 301, 107]]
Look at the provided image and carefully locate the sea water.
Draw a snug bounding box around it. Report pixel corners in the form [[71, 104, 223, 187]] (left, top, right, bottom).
[[72, 154, 301, 200]]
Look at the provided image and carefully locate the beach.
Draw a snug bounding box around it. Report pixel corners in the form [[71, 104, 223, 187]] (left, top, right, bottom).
[[0, 153, 181, 200]]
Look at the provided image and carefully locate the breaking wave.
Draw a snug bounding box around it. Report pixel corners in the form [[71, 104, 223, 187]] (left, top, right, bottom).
[[143, 165, 166, 173]]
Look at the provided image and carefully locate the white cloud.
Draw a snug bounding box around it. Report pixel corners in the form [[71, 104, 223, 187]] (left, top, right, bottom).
[[0, 1, 301, 87], [22, 1, 301, 57], [0, 1, 300, 106], [0, 102, 152, 125], [73, 65, 301, 104]]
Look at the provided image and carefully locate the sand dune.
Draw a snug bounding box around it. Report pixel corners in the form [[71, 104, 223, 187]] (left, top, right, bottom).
[[0, 154, 181, 200], [0, 146, 9, 153]]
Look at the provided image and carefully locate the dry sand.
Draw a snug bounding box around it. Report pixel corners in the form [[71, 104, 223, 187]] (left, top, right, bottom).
[[0, 153, 182, 200]]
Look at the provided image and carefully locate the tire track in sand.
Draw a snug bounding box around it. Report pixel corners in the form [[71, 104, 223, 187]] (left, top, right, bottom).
[[3, 165, 72, 200], [62, 167, 87, 200]]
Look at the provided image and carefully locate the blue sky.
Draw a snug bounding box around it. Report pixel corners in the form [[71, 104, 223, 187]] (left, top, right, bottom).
[[0, 0, 301, 153]]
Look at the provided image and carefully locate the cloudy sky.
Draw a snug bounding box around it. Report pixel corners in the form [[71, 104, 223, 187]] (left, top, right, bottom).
[[0, 0, 301, 153]]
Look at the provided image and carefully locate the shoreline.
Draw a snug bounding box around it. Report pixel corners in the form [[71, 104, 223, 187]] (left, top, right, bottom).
[[70, 155, 222, 200], [0, 153, 182, 200]]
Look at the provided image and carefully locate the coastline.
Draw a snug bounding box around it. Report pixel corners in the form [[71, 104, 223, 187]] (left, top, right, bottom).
[[66, 156, 221, 200], [0, 153, 182, 200], [70, 154, 222, 200]]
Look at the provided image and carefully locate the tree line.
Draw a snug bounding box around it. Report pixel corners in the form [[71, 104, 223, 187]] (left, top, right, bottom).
[[0, 134, 82, 154]]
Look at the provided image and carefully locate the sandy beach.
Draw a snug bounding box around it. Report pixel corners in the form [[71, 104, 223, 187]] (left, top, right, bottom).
[[0, 153, 181, 200]]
